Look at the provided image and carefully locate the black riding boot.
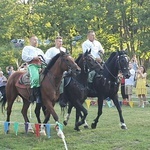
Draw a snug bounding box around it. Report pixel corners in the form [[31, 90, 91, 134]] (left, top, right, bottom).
[[29, 87, 42, 103], [29, 88, 35, 103], [59, 93, 67, 107], [33, 87, 42, 104]]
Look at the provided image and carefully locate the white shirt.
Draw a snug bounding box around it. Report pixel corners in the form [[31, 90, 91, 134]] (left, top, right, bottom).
[[82, 39, 104, 59], [125, 68, 135, 86], [22, 46, 44, 62], [44, 47, 66, 64], [0, 76, 7, 87]]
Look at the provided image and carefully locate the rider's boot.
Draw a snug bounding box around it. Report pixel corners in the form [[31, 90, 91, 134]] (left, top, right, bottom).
[[33, 87, 42, 103], [29, 88, 35, 103]]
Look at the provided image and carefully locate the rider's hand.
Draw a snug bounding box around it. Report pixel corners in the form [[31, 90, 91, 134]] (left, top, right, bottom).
[[33, 56, 40, 60], [96, 58, 102, 63]]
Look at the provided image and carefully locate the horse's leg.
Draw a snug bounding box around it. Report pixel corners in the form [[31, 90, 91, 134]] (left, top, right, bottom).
[[74, 109, 89, 129], [42, 105, 47, 117], [39, 108, 51, 136], [63, 103, 73, 126], [43, 101, 58, 124], [112, 95, 127, 129], [91, 97, 103, 129], [74, 101, 88, 131], [34, 103, 42, 123], [74, 108, 82, 131], [21, 99, 34, 133]]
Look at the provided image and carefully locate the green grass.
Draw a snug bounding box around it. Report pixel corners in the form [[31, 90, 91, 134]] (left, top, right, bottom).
[[0, 102, 150, 150]]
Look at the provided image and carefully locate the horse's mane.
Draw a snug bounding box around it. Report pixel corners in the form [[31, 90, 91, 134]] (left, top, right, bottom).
[[75, 54, 82, 64], [105, 52, 117, 63], [43, 53, 60, 75]]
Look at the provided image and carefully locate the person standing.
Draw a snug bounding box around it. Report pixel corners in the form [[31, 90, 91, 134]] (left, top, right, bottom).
[[6, 66, 15, 78], [131, 54, 138, 71], [22, 35, 45, 103], [125, 62, 135, 103], [135, 66, 147, 108], [0, 71, 7, 102], [45, 36, 66, 106], [118, 73, 128, 104]]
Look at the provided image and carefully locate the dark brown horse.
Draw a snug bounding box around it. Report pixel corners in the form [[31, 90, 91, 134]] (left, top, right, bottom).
[[2, 51, 80, 133]]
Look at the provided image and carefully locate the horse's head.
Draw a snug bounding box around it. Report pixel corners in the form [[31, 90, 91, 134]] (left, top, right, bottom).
[[117, 50, 130, 78], [60, 51, 81, 75], [82, 50, 103, 73]]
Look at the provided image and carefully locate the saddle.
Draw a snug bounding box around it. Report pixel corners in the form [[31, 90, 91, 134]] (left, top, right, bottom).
[[15, 71, 44, 89]]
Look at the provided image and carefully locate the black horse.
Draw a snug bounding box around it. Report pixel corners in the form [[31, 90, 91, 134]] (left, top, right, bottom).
[[63, 50, 130, 130], [61, 50, 102, 131]]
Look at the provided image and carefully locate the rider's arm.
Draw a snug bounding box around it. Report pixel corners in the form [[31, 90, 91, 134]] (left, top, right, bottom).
[[22, 46, 34, 62]]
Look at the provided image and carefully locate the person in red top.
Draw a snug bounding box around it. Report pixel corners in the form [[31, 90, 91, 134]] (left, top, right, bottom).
[[119, 73, 128, 104]]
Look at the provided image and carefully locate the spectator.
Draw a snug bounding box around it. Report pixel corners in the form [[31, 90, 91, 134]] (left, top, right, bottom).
[[130, 54, 138, 71], [0, 71, 7, 102], [119, 73, 128, 103], [18, 63, 28, 72], [6, 66, 15, 77], [135, 66, 147, 108], [125, 62, 135, 102]]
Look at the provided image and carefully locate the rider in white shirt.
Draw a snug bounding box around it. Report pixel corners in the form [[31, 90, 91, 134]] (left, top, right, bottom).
[[45, 36, 67, 107], [82, 30, 104, 63], [45, 36, 66, 64], [22, 35, 45, 103], [82, 30, 104, 84]]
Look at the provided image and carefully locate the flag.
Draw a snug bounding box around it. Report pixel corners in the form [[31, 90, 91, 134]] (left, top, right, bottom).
[[129, 101, 134, 108], [4, 121, 9, 134], [35, 124, 40, 137], [85, 99, 91, 109], [45, 124, 51, 138], [14, 122, 19, 135]]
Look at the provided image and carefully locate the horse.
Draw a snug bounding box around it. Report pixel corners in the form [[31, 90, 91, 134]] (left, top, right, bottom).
[[34, 50, 103, 131], [63, 50, 130, 130], [60, 50, 103, 131], [1, 51, 81, 133]]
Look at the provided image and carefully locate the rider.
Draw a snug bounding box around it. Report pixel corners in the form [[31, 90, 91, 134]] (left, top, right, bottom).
[[82, 30, 104, 88], [45, 36, 66, 63], [44, 36, 66, 106], [22, 35, 45, 103]]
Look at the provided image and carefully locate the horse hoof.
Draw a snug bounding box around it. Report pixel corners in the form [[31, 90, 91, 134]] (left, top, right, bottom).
[[63, 121, 67, 126], [83, 125, 89, 129], [121, 123, 127, 130], [91, 123, 96, 129], [28, 129, 34, 133], [74, 127, 80, 131], [40, 130, 46, 136], [121, 125, 127, 130]]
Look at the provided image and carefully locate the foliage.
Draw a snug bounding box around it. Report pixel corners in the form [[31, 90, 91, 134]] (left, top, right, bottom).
[[0, 0, 149, 70]]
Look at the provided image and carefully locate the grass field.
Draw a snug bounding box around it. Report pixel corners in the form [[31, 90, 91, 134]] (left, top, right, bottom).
[[0, 101, 150, 150]]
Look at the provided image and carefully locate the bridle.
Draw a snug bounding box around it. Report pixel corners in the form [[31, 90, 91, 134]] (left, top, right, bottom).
[[104, 53, 128, 79], [60, 53, 78, 74], [83, 54, 100, 73]]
